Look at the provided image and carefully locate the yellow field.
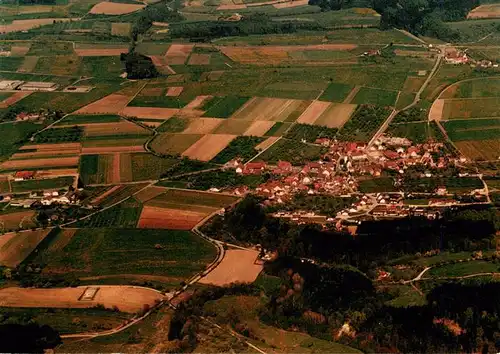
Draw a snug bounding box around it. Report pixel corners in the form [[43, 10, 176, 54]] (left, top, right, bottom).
[[314, 103, 357, 128], [182, 134, 236, 161], [111, 22, 131, 36], [231, 97, 309, 122]]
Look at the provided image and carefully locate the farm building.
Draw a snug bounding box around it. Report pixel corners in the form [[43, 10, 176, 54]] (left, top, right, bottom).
[[444, 51, 468, 65], [0, 80, 23, 90], [18, 82, 58, 92]]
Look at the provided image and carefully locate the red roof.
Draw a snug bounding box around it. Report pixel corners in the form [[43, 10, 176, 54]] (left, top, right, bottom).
[[245, 162, 266, 169], [14, 171, 35, 179], [384, 150, 400, 160], [346, 142, 357, 152], [277, 161, 292, 170]]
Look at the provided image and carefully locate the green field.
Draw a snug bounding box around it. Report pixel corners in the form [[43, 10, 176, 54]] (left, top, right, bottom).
[[443, 119, 500, 141], [428, 260, 499, 277], [156, 117, 189, 133], [75, 197, 142, 228], [442, 97, 500, 119], [11, 176, 74, 193], [337, 105, 391, 142], [257, 138, 325, 165], [56, 114, 121, 125], [449, 78, 500, 98], [352, 87, 399, 106], [202, 96, 250, 118], [31, 227, 216, 279], [319, 82, 354, 102], [358, 178, 396, 193], [126, 153, 178, 182], [0, 122, 42, 161], [387, 121, 445, 143]]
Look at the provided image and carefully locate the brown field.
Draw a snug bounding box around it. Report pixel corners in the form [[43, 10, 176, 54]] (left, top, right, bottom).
[[296, 100, 331, 124], [314, 103, 357, 128], [111, 22, 131, 36], [17, 56, 39, 73], [273, 0, 309, 8], [0, 286, 163, 313], [75, 94, 130, 114], [11, 149, 81, 160], [455, 139, 500, 161], [231, 97, 308, 122], [82, 121, 150, 137], [0, 92, 31, 108], [82, 138, 146, 149], [151, 133, 202, 155], [45, 229, 76, 253], [165, 86, 183, 97], [467, 4, 500, 19], [89, 2, 145, 15], [0, 229, 50, 267], [429, 99, 445, 121], [140, 87, 164, 96], [243, 120, 276, 136], [135, 186, 169, 203], [403, 76, 426, 93], [165, 44, 194, 65], [213, 120, 253, 135], [182, 118, 223, 134], [0, 156, 79, 170], [111, 153, 120, 184], [199, 249, 263, 286], [91, 185, 121, 205], [35, 168, 78, 179], [10, 46, 30, 56], [121, 106, 179, 120], [1, 18, 78, 33], [137, 205, 205, 230], [182, 134, 236, 161], [74, 48, 128, 56], [188, 53, 211, 65], [440, 85, 458, 99], [255, 136, 280, 150], [220, 44, 356, 64], [184, 95, 212, 110], [81, 145, 145, 154], [166, 74, 186, 83], [20, 143, 81, 151], [216, 3, 247, 10], [0, 211, 35, 232], [150, 56, 176, 75]]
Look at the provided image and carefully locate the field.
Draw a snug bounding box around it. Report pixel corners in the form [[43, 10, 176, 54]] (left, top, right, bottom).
[[441, 78, 500, 99], [352, 87, 398, 106], [11, 176, 75, 193], [150, 133, 203, 155], [0, 229, 51, 267], [89, 2, 145, 15], [257, 138, 325, 165], [199, 249, 263, 286], [0, 122, 42, 162], [0, 210, 36, 232], [230, 97, 310, 122], [0, 286, 162, 313], [0, 92, 31, 108], [121, 107, 179, 120], [454, 139, 500, 161], [0, 156, 80, 171], [441, 98, 500, 119], [467, 3, 500, 19], [165, 44, 194, 65], [75, 94, 130, 114], [428, 261, 499, 277], [310, 103, 356, 128], [336, 105, 391, 142], [30, 228, 216, 280], [137, 205, 207, 230], [443, 119, 500, 141], [202, 96, 250, 118], [182, 134, 236, 161]]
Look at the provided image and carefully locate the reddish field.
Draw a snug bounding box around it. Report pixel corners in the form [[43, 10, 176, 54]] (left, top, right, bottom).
[[0, 92, 32, 108], [165, 44, 194, 65], [81, 145, 145, 154], [74, 48, 128, 56], [0, 229, 50, 267], [137, 205, 206, 230], [0, 156, 79, 170], [89, 2, 145, 15], [121, 107, 179, 120], [182, 134, 236, 161], [165, 86, 184, 97], [0, 211, 35, 231], [75, 94, 130, 114]]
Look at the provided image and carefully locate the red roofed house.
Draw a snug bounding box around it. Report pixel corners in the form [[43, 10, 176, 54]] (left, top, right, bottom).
[[384, 150, 400, 160], [275, 160, 293, 175], [243, 162, 267, 175], [14, 171, 35, 181]]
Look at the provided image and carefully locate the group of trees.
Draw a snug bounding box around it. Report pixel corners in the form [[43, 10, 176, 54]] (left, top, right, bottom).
[[131, 1, 184, 40], [121, 52, 158, 79]]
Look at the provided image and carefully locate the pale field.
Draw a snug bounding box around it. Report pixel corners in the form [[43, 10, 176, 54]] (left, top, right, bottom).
[[81, 121, 150, 137], [135, 186, 169, 203], [184, 95, 212, 109], [81, 145, 145, 154], [455, 139, 500, 161], [35, 168, 78, 178], [137, 205, 206, 230], [0, 156, 79, 170], [75, 94, 130, 114], [151, 133, 202, 155], [216, 3, 247, 10], [21, 143, 82, 151], [74, 48, 128, 56], [296, 100, 331, 124], [165, 44, 194, 65], [11, 149, 81, 160], [0, 18, 79, 33], [165, 86, 183, 97], [0, 286, 163, 313], [273, 0, 308, 8], [10, 46, 30, 56], [255, 136, 279, 150], [111, 153, 120, 184], [429, 99, 445, 121], [314, 103, 357, 128], [181, 134, 236, 161], [111, 22, 131, 36], [121, 107, 179, 120], [0, 229, 50, 268], [182, 118, 224, 134], [199, 249, 263, 286], [467, 4, 500, 18], [231, 97, 307, 122], [243, 120, 275, 136], [89, 2, 145, 15], [17, 56, 39, 73], [187, 53, 210, 65]]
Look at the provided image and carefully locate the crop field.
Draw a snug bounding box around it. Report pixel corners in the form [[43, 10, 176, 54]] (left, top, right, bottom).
[[164, 44, 194, 65], [32, 228, 216, 279], [200, 249, 262, 286], [89, 1, 145, 14], [242, 120, 276, 136], [137, 205, 207, 230], [336, 105, 391, 142], [202, 96, 251, 118], [352, 87, 399, 106], [76, 197, 143, 228], [0, 92, 32, 108], [181, 118, 223, 134], [11, 176, 75, 193], [230, 97, 309, 122], [0, 156, 80, 171], [441, 78, 500, 98], [387, 121, 445, 144], [33, 55, 82, 76], [319, 82, 354, 102], [467, 3, 500, 19], [0, 122, 42, 162], [79, 154, 116, 185], [120, 153, 178, 182], [182, 134, 236, 161], [121, 106, 179, 120], [14, 143, 81, 159], [441, 97, 500, 119], [151, 133, 202, 155], [310, 102, 356, 128], [134, 185, 169, 203], [111, 22, 131, 36], [55, 114, 121, 125], [75, 94, 130, 114], [211, 119, 253, 135], [443, 119, 500, 141], [80, 121, 151, 138], [0, 229, 51, 268], [454, 139, 500, 161], [402, 76, 426, 93], [151, 188, 239, 208], [0, 210, 36, 232]]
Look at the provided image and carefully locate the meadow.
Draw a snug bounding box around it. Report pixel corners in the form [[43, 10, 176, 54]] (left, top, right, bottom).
[[11, 176, 74, 193]]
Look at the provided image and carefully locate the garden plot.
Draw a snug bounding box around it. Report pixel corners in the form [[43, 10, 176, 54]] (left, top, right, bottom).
[[230, 97, 309, 122], [165, 44, 194, 65], [121, 107, 179, 120], [182, 134, 236, 161]]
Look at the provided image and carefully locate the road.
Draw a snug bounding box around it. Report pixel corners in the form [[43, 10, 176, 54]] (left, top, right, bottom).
[[367, 47, 444, 147]]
